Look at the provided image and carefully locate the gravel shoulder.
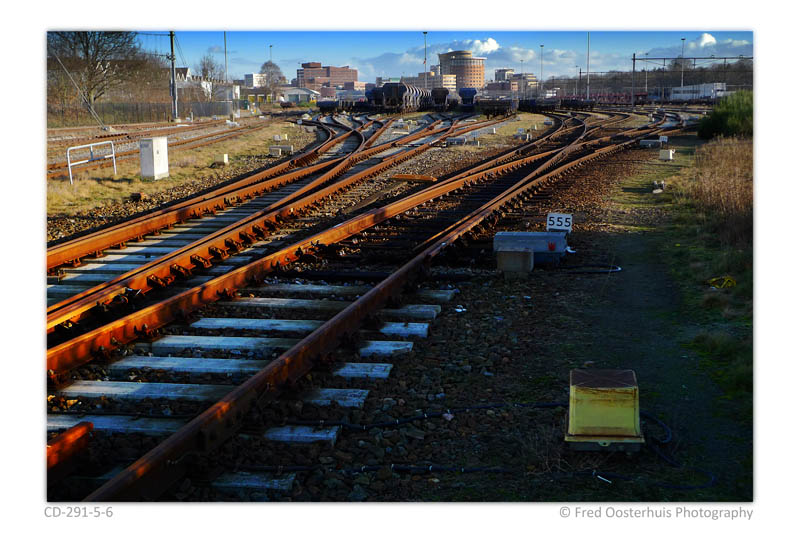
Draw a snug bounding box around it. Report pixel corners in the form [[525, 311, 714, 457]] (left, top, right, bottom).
[[330, 134, 753, 502]]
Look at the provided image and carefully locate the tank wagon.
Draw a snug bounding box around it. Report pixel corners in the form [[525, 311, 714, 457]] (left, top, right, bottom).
[[378, 83, 431, 113]]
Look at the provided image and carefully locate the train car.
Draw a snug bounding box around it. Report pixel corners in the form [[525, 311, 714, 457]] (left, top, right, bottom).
[[431, 88, 450, 112], [446, 92, 461, 111], [458, 88, 477, 113], [378, 83, 431, 113], [476, 97, 518, 118], [560, 98, 595, 111], [518, 97, 560, 113], [316, 99, 340, 114]]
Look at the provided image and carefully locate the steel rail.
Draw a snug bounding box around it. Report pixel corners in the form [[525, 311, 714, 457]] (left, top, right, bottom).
[[46, 121, 348, 272], [45, 118, 496, 339], [45, 118, 405, 313], [47, 421, 93, 485], [47, 119, 233, 153], [46, 115, 402, 273], [81, 113, 657, 501], [47, 121, 270, 177]]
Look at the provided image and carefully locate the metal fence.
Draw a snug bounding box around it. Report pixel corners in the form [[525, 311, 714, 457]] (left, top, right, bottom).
[[47, 100, 245, 128]]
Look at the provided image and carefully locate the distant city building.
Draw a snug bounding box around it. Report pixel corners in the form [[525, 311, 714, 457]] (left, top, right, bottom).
[[438, 51, 486, 89], [319, 86, 337, 98], [401, 70, 457, 92], [509, 72, 538, 95], [344, 81, 367, 91], [296, 61, 358, 91], [495, 68, 515, 82], [375, 77, 401, 87]]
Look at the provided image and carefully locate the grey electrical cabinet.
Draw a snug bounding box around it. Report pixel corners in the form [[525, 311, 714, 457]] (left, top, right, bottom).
[[140, 137, 169, 179]]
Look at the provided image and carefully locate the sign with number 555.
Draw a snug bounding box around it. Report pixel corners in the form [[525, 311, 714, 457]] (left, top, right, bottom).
[[546, 213, 573, 232]]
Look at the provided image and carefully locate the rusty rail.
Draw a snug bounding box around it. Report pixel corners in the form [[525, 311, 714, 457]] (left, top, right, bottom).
[[47, 421, 93, 485], [81, 113, 662, 501], [46, 118, 500, 347], [46, 121, 346, 273]]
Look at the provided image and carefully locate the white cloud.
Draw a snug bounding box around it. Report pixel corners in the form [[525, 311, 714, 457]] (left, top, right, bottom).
[[692, 32, 717, 49], [466, 38, 500, 55]]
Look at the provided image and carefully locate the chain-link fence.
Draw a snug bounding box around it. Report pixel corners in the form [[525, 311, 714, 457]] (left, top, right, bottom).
[[47, 100, 249, 128]]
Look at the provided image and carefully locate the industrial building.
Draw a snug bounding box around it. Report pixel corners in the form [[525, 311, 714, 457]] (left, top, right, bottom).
[[438, 51, 486, 89], [280, 87, 320, 103], [296, 62, 358, 91]]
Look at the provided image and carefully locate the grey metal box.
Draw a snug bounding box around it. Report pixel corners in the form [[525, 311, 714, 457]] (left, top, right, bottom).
[[139, 137, 169, 179]]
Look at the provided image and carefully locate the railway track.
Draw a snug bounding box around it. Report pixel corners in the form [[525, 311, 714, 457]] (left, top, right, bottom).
[[46, 116, 283, 179], [46, 114, 506, 358], [46, 110, 678, 501]]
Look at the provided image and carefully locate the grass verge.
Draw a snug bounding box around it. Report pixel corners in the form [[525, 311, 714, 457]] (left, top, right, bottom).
[[615, 134, 753, 409]]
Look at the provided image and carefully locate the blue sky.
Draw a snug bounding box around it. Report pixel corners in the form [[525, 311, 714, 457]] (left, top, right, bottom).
[[138, 30, 753, 83]]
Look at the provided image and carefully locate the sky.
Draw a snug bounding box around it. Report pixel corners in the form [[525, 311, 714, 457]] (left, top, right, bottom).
[[137, 30, 753, 83]]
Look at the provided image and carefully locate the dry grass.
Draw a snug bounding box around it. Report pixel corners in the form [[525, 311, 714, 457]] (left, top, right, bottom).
[[672, 137, 753, 246], [47, 121, 316, 216]]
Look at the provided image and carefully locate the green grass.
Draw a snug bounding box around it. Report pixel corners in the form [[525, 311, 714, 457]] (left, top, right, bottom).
[[611, 135, 752, 406]]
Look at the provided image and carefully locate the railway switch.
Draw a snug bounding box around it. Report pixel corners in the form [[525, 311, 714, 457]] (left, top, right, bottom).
[[564, 369, 645, 452]]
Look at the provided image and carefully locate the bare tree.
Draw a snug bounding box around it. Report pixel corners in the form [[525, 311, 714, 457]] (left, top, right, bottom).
[[47, 31, 146, 106], [195, 53, 224, 81], [259, 60, 286, 100]]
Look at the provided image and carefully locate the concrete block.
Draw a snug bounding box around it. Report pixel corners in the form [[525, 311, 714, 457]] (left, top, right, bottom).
[[269, 146, 283, 157], [494, 231, 568, 264], [282, 133, 289, 140], [496, 248, 534, 275], [274, 145, 294, 154], [659, 149, 675, 161], [139, 137, 169, 180], [273, 135, 282, 141], [215, 153, 229, 165]]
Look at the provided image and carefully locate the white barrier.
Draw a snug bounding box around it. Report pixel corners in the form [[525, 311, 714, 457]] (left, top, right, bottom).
[[66, 141, 117, 185]]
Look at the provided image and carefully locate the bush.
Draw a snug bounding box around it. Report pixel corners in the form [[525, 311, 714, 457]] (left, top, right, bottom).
[[698, 91, 753, 139]]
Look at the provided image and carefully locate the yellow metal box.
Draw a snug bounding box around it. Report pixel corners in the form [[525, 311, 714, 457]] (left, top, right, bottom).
[[565, 369, 644, 451]]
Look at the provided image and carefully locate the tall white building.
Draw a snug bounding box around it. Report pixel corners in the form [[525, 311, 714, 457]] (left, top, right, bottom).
[[244, 73, 268, 88]]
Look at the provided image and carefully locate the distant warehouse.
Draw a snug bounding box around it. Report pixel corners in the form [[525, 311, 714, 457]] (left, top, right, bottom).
[[667, 83, 732, 101]]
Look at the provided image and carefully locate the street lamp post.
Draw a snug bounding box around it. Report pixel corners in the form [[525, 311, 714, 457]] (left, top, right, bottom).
[[575, 66, 579, 96], [520, 59, 523, 98], [680, 38, 686, 89], [423, 31, 428, 92], [540, 44, 544, 97], [644, 52, 648, 98]]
